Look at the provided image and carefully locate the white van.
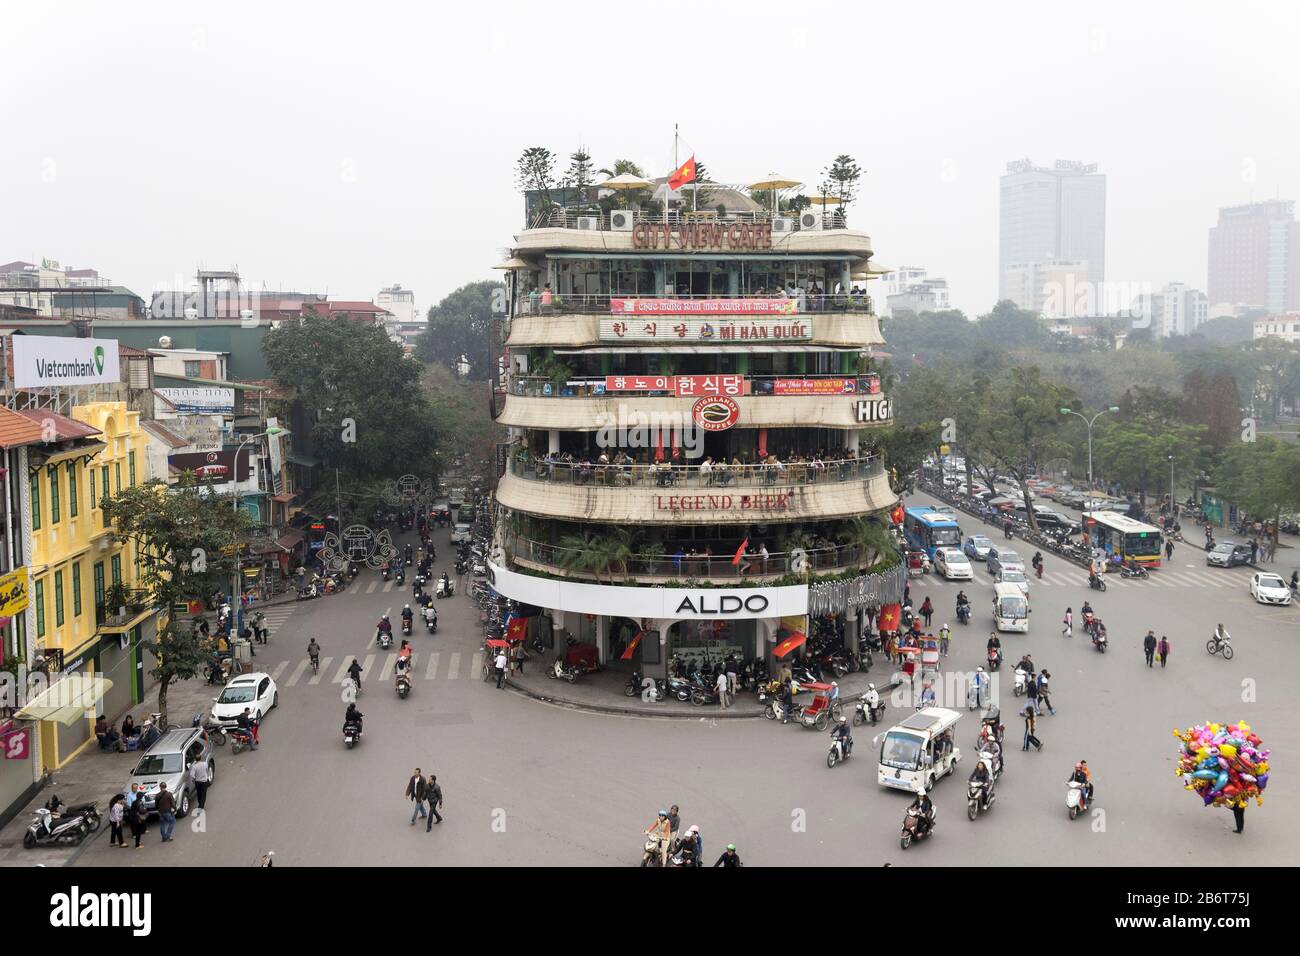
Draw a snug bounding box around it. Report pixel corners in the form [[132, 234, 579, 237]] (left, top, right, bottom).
[[876, 707, 963, 793], [993, 582, 1029, 632]]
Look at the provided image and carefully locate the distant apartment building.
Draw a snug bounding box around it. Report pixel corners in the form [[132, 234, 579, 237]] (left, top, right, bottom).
[[1001, 259, 1090, 317], [0, 258, 139, 318], [1208, 200, 1300, 313], [1131, 282, 1210, 337], [377, 284, 418, 324], [1253, 314, 1300, 344], [999, 160, 1106, 313], [877, 266, 950, 316]]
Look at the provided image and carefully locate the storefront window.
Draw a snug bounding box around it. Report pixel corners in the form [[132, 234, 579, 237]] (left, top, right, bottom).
[[668, 618, 752, 669]]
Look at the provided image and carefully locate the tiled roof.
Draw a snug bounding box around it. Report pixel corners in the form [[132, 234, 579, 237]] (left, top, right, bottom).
[[141, 420, 189, 448], [0, 407, 47, 448], [118, 344, 150, 357], [13, 408, 103, 441]]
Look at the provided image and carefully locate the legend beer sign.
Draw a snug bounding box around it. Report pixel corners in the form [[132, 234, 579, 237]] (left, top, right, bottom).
[[855, 397, 893, 423]]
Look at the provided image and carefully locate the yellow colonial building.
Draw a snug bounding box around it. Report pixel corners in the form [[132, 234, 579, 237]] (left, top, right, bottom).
[[18, 401, 159, 771]]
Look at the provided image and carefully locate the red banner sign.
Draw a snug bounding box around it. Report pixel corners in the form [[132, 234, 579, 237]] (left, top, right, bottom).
[[604, 374, 744, 397], [609, 298, 799, 316]]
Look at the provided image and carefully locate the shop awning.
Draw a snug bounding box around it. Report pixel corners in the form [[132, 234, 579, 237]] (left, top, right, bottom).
[[271, 492, 297, 503], [16, 674, 113, 726], [97, 606, 158, 634], [287, 453, 321, 467], [548, 252, 860, 262], [277, 529, 305, 550]]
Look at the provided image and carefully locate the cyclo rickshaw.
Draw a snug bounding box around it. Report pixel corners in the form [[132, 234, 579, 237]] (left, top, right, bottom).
[[793, 682, 842, 730], [906, 550, 931, 578]]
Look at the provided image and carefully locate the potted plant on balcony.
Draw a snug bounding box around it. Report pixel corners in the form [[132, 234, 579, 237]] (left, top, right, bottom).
[[636, 541, 665, 576], [837, 516, 898, 570], [104, 582, 133, 621]]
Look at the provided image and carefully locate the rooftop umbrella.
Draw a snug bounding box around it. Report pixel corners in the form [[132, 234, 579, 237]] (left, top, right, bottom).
[[749, 172, 802, 215], [598, 173, 654, 191], [492, 257, 533, 270]]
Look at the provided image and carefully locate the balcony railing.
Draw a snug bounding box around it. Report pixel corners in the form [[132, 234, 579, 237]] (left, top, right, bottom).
[[515, 292, 873, 317], [505, 533, 876, 581], [529, 207, 850, 232], [509, 373, 881, 399], [506, 452, 884, 489]]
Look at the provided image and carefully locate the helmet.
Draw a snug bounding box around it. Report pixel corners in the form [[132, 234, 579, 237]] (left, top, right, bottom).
[[688, 825, 699, 834], [977, 665, 984, 672], [727, 843, 736, 851], [942, 623, 948, 629], [658, 810, 667, 817], [839, 715, 847, 724], [867, 683, 876, 691], [404, 604, 410, 609]]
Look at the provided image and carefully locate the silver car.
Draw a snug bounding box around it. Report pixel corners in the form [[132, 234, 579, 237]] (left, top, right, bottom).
[[986, 547, 1025, 576], [124, 727, 213, 818]]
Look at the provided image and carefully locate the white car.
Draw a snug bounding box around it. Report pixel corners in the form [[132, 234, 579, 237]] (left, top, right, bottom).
[[450, 522, 473, 544], [211, 672, 279, 722], [996, 568, 1030, 596], [1250, 572, 1292, 606], [934, 548, 973, 580]]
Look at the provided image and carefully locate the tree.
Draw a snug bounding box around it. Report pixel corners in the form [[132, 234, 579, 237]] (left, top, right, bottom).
[[1212, 438, 1300, 521], [1182, 368, 1240, 452], [563, 147, 594, 195], [877, 422, 943, 495], [837, 516, 898, 569], [101, 475, 253, 726], [967, 367, 1076, 530], [264, 312, 440, 485], [596, 158, 645, 179], [416, 280, 501, 381], [1092, 420, 1205, 512], [689, 159, 718, 210], [516, 146, 557, 222]]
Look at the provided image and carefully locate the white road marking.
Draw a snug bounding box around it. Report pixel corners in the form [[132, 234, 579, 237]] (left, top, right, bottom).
[[425, 651, 441, 679], [360, 653, 376, 680], [331, 658, 352, 685], [447, 651, 461, 679], [269, 660, 290, 681], [471, 651, 484, 678], [310, 656, 334, 686], [379, 653, 397, 680], [366, 581, 378, 594], [285, 659, 310, 686]]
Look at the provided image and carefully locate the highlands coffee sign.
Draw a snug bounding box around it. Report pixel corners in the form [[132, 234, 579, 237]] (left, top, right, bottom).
[[11, 335, 121, 388], [632, 221, 773, 250]]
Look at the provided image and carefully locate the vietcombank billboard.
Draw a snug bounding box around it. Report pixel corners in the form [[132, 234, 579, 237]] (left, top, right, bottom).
[[11, 335, 121, 388]]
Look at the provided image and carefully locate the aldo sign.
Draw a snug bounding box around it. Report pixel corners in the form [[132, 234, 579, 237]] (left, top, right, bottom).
[[11, 335, 120, 388]]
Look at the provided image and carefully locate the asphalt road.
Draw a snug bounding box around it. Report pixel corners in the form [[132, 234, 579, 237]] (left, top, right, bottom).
[[75, 515, 1300, 867]]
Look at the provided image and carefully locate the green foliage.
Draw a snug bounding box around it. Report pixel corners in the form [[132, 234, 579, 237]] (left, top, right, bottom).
[[563, 148, 594, 194], [263, 312, 439, 483], [415, 279, 502, 381], [1092, 420, 1206, 509], [1212, 438, 1300, 517], [101, 475, 253, 724], [517, 146, 557, 207]]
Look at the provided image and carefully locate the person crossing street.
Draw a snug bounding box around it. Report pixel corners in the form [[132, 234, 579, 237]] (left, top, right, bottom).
[[1143, 630, 1158, 667]]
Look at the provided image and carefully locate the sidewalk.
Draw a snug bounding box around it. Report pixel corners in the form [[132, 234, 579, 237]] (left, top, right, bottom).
[[0, 674, 222, 867], [505, 658, 893, 718]]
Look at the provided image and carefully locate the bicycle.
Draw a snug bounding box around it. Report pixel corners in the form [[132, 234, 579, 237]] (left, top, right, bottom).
[[1205, 633, 1234, 660], [309, 654, 320, 675]]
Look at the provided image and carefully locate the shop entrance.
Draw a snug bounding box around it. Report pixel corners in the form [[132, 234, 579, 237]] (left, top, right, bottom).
[[668, 618, 754, 672]]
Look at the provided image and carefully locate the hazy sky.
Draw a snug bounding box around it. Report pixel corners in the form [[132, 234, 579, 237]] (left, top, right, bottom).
[[3, 1, 1298, 317]]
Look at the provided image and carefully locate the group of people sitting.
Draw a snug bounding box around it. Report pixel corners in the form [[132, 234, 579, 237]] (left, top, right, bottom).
[[95, 714, 160, 753], [524, 446, 869, 487]]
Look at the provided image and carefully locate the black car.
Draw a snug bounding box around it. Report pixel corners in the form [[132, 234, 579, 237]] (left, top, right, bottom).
[[1207, 541, 1252, 568]]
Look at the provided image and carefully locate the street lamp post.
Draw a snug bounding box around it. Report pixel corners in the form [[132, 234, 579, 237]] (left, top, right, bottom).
[[1169, 455, 1175, 514], [231, 427, 286, 637], [1059, 406, 1120, 494]]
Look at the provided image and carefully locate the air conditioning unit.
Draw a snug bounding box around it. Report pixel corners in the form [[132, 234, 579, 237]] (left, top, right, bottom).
[[799, 211, 823, 231], [574, 216, 599, 231], [771, 217, 793, 233], [98, 537, 110, 552], [609, 209, 635, 231]]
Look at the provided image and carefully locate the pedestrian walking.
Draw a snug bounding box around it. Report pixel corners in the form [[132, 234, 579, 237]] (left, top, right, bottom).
[[1250, 539, 1259, 564], [191, 757, 210, 810], [1232, 801, 1246, 834], [1165, 538, 1174, 560], [1143, 630, 1158, 667], [426, 774, 444, 830], [406, 767, 428, 825], [1026, 671, 1040, 709], [920, 597, 934, 628], [1037, 670, 1056, 715], [1021, 703, 1042, 751], [716, 669, 730, 709], [726, 658, 738, 696], [1266, 536, 1277, 562], [1158, 635, 1171, 668], [938, 623, 951, 656], [1061, 607, 1072, 638], [130, 791, 148, 849], [108, 794, 126, 847], [494, 649, 507, 688], [155, 782, 177, 843]]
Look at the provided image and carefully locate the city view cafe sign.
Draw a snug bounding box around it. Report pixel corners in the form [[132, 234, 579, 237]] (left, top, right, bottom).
[[632, 221, 773, 250]]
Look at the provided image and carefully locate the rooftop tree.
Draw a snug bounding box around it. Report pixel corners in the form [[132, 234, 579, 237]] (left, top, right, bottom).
[[101, 475, 253, 727]]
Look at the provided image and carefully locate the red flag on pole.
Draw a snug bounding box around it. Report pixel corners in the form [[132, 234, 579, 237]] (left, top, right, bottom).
[[773, 630, 807, 659], [668, 155, 697, 191], [878, 603, 901, 632], [506, 616, 528, 643], [732, 538, 749, 566], [620, 630, 645, 661]]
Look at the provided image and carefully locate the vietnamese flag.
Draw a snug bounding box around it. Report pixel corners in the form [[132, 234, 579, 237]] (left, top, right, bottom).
[[773, 630, 807, 659], [506, 616, 528, 643], [732, 537, 749, 566], [620, 630, 645, 661], [890, 504, 905, 525], [878, 603, 901, 632], [668, 155, 697, 191]]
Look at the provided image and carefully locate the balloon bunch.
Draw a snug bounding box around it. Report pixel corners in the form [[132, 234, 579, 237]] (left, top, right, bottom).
[[1173, 722, 1270, 808]]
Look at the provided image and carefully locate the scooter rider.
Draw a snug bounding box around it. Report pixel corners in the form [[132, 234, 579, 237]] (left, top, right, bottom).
[[645, 810, 672, 866], [908, 788, 936, 836], [423, 603, 437, 627], [378, 614, 393, 637], [831, 715, 853, 757], [863, 683, 881, 720], [969, 759, 995, 805], [1069, 760, 1093, 808], [401, 604, 414, 626], [346, 657, 363, 692], [1081, 600, 1094, 619], [307, 638, 320, 668], [981, 735, 1004, 777], [440, 570, 451, 594], [713, 844, 742, 867], [344, 702, 364, 735]]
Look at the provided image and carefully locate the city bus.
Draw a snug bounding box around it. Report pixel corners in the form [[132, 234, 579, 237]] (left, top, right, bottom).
[[903, 507, 963, 560], [1083, 511, 1163, 568]]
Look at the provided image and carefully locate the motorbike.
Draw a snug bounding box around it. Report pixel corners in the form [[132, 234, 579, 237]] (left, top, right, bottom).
[[436, 578, 454, 599], [827, 731, 852, 768], [1066, 780, 1089, 819], [193, 714, 228, 746], [690, 680, 719, 707], [382, 565, 391, 581], [956, 602, 971, 625], [1082, 613, 1098, 638], [343, 720, 362, 749], [396, 673, 412, 699], [665, 675, 695, 702], [425, 614, 437, 634], [401, 618, 411, 637], [455, 559, 469, 575], [297, 582, 320, 601], [967, 777, 996, 820], [549, 658, 580, 683], [900, 806, 935, 850], [1120, 564, 1149, 580], [669, 843, 698, 867], [640, 836, 665, 867], [625, 671, 665, 702], [229, 726, 255, 754], [1093, 630, 1108, 653], [1013, 667, 1031, 696], [396, 569, 406, 586], [1206, 632, 1234, 659], [1087, 574, 1107, 592], [23, 803, 98, 849], [379, 628, 394, 649], [853, 696, 886, 726], [987, 649, 1003, 671]]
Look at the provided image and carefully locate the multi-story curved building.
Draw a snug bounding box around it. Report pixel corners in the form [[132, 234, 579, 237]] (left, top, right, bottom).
[[488, 195, 904, 678]]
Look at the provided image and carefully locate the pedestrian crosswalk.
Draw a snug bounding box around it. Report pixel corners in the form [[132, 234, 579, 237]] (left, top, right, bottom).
[[913, 568, 1250, 589], [251, 604, 298, 634], [266, 649, 497, 688]]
